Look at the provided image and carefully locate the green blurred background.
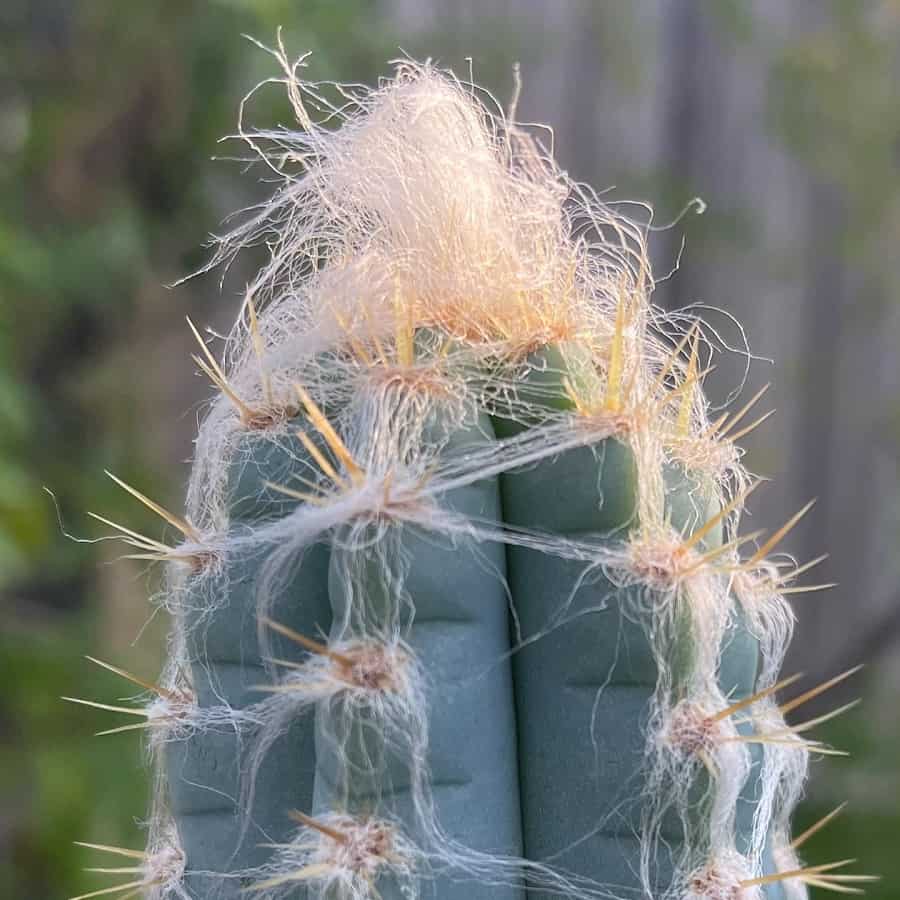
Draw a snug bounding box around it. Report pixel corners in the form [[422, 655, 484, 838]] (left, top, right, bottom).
[[1, 2, 898, 897]]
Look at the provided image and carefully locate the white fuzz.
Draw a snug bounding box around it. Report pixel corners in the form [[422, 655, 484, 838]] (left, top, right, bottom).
[[683, 851, 759, 900], [142, 826, 189, 900], [248, 813, 419, 900], [72, 823, 188, 900]]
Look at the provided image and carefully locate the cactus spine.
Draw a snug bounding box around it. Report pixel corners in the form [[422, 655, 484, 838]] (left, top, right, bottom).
[[69, 47, 873, 900]]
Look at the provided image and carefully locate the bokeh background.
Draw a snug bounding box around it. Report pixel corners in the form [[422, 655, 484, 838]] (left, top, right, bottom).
[[2, 1, 899, 897]]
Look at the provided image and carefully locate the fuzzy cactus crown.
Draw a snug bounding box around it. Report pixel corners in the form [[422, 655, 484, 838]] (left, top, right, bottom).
[[68, 38, 871, 900]]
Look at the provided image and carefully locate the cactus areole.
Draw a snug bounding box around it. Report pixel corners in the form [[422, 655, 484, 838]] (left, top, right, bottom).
[[70, 45, 872, 900]]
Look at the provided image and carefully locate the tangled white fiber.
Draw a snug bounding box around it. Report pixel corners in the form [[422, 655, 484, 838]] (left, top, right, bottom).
[[70, 32, 874, 900]]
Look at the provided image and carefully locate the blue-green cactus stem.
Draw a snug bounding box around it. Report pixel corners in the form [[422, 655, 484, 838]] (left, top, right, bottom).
[[312, 402, 524, 900], [167, 425, 332, 898]]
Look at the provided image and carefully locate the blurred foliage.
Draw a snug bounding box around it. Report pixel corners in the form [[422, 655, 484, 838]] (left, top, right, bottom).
[[793, 686, 900, 899], [768, 1, 900, 240], [0, 0, 387, 587], [0, 2, 386, 897]]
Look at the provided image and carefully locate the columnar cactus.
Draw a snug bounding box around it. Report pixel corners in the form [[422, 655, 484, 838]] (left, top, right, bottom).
[[69, 46, 874, 900]]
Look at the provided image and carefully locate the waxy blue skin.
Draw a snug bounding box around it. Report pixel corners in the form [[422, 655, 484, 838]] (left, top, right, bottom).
[[167, 426, 332, 899], [495, 348, 780, 899], [312, 409, 523, 900], [164, 345, 781, 900]]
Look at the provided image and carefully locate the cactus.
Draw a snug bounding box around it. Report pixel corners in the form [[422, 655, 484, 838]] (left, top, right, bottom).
[[68, 46, 875, 900]]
